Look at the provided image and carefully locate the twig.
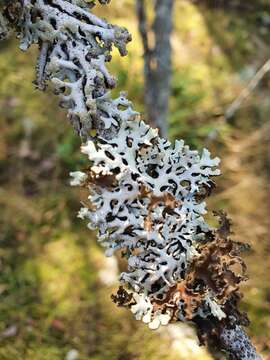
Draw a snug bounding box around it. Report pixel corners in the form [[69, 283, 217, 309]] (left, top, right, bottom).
[[225, 58, 270, 120]]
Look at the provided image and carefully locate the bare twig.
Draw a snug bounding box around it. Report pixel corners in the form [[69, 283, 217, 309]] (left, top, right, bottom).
[[225, 58, 270, 120]]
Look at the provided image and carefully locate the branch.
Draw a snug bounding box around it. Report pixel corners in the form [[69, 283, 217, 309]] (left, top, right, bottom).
[[195, 315, 262, 360], [220, 323, 261, 360], [225, 58, 270, 120], [1, 1, 261, 359]]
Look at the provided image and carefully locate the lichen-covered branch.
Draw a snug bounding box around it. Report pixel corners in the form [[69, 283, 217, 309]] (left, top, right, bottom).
[[220, 322, 261, 360], [1, 1, 261, 359]]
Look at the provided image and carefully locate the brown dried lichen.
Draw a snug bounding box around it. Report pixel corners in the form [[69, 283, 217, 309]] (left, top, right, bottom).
[[86, 171, 117, 189], [112, 211, 248, 327], [111, 286, 134, 307], [139, 185, 181, 231], [190, 211, 247, 305], [151, 281, 203, 321]]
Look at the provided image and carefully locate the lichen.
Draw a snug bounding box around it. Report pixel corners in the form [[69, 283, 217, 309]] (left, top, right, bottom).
[[18, 0, 131, 136], [11, 0, 247, 332]]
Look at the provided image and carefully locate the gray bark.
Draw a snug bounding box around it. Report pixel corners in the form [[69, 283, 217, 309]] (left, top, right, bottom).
[[196, 317, 262, 360], [219, 323, 261, 360], [136, 0, 173, 138]]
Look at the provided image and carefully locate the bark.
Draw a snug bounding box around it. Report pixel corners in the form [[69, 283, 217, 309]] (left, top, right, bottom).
[[136, 0, 173, 137], [219, 324, 261, 360], [196, 317, 262, 360]]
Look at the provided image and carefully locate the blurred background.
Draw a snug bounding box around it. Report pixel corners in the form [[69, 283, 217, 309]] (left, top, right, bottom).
[[0, 0, 270, 359]]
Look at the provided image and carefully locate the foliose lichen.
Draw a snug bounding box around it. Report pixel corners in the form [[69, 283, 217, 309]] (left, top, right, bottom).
[[11, 0, 247, 331]]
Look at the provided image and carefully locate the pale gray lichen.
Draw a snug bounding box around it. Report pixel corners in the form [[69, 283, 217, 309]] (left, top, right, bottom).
[[70, 171, 88, 186], [19, 0, 131, 136], [77, 129, 220, 304], [13, 0, 245, 331]]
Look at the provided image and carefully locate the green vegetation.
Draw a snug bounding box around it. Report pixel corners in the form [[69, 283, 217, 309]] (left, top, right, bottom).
[[0, 1, 270, 358]]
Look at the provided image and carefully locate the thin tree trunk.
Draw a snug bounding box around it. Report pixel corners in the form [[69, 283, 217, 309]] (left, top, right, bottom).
[[136, 0, 173, 138]]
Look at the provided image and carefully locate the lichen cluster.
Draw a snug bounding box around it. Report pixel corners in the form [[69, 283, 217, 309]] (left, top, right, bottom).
[[10, 0, 246, 331], [72, 128, 224, 330], [19, 0, 131, 137]]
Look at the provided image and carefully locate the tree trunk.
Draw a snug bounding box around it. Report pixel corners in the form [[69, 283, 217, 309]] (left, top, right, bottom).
[[136, 0, 173, 138]]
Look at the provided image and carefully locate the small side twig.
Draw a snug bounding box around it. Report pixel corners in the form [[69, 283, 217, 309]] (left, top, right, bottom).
[[225, 58, 270, 120]]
